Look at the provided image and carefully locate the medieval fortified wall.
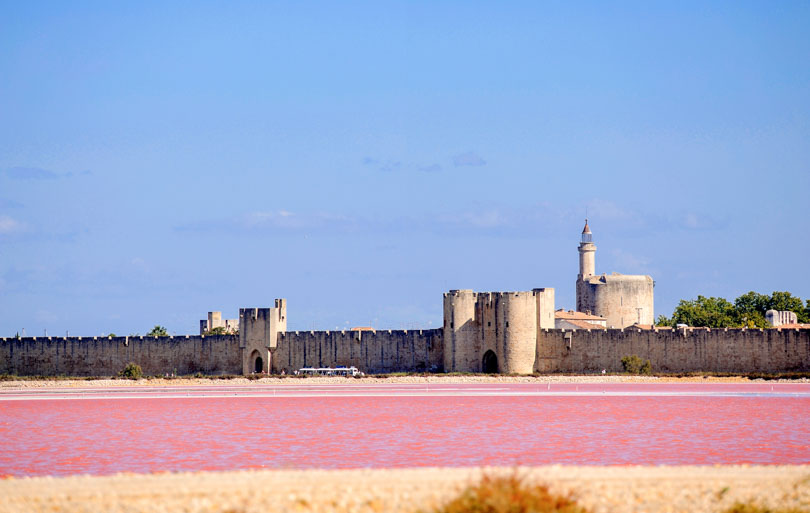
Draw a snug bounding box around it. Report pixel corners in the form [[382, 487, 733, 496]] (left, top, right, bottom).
[[0, 334, 240, 376], [3, 320, 807, 376], [1, 222, 808, 376], [236, 300, 442, 374], [537, 327, 810, 374]]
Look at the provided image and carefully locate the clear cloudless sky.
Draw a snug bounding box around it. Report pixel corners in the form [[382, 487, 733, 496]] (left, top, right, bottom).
[[1, 1, 808, 336]]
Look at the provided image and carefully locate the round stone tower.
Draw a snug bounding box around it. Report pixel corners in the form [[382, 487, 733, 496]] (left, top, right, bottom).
[[442, 290, 478, 372], [495, 292, 538, 375]]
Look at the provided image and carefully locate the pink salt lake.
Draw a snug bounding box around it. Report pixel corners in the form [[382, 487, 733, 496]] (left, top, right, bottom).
[[0, 382, 808, 477]]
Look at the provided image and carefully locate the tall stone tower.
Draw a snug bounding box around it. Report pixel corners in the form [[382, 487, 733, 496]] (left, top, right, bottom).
[[575, 221, 654, 328], [576, 220, 596, 314], [238, 299, 287, 374], [578, 220, 596, 279]]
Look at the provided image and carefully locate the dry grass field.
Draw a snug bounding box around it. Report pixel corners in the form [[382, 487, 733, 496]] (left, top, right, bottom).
[[1, 465, 809, 513]]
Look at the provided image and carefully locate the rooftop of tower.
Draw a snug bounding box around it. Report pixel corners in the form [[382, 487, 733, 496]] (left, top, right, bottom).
[[581, 219, 593, 243], [582, 219, 591, 234]]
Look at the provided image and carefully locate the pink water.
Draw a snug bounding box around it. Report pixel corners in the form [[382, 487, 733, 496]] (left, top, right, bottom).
[[1, 383, 808, 476]]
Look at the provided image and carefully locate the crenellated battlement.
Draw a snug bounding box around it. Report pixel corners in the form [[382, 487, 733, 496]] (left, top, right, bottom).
[[279, 329, 437, 339], [0, 334, 242, 347], [0, 334, 239, 376], [4, 282, 807, 378], [536, 326, 810, 373], [274, 328, 443, 374]]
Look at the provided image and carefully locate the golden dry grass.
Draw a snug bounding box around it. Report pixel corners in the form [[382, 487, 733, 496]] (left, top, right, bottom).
[[723, 503, 809, 513], [426, 474, 589, 513]]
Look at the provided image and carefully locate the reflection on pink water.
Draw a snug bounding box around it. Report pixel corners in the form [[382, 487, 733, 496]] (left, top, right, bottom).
[[0, 384, 808, 476]]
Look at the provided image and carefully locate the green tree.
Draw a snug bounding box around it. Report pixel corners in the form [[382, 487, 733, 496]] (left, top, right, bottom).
[[660, 291, 809, 328], [147, 325, 169, 337], [768, 291, 808, 323], [733, 291, 770, 328], [204, 326, 229, 335], [655, 314, 674, 327], [669, 295, 739, 328], [733, 290, 807, 325]]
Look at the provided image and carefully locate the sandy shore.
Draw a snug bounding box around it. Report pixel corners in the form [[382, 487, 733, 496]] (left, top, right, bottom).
[[1, 465, 808, 513], [3, 374, 806, 389]]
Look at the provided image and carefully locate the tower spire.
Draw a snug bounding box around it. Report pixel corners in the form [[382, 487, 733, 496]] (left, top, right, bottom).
[[581, 219, 592, 243]]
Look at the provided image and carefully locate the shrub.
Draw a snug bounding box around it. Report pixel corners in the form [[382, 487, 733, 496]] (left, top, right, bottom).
[[427, 473, 589, 513], [621, 355, 652, 375], [146, 325, 169, 337], [722, 502, 808, 513], [119, 362, 143, 379]]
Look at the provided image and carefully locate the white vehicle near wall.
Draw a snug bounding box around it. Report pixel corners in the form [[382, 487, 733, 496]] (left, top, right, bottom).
[[297, 366, 363, 377]]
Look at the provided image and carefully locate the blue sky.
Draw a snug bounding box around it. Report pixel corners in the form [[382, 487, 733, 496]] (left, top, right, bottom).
[[1, 1, 808, 336]]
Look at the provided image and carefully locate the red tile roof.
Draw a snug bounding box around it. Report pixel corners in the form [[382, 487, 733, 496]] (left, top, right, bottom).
[[555, 309, 605, 321], [562, 319, 607, 330]]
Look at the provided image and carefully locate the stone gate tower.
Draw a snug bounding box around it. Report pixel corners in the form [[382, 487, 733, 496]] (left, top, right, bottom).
[[575, 220, 654, 328], [239, 299, 287, 374], [442, 288, 554, 374]]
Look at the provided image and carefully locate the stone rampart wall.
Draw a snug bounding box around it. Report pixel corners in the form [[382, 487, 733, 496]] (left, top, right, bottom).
[[4, 327, 808, 377], [536, 328, 810, 373], [275, 329, 444, 374], [0, 335, 241, 376]]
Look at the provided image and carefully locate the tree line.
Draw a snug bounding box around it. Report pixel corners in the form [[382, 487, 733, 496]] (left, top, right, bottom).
[[656, 291, 810, 328]]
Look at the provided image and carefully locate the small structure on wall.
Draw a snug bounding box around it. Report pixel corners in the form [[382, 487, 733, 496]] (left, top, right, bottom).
[[766, 310, 798, 327], [199, 311, 238, 335]]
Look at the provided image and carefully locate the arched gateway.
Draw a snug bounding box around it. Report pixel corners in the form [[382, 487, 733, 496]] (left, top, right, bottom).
[[250, 350, 263, 373], [482, 350, 498, 374]]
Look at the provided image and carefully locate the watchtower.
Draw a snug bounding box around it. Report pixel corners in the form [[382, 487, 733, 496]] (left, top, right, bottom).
[[578, 219, 596, 279], [238, 299, 287, 374], [575, 221, 654, 327]]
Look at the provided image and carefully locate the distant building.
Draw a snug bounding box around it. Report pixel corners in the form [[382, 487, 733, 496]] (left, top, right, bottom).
[[200, 311, 238, 335], [766, 310, 798, 327], [554, 309, 607, 330], [575, 220, 654, 328]]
